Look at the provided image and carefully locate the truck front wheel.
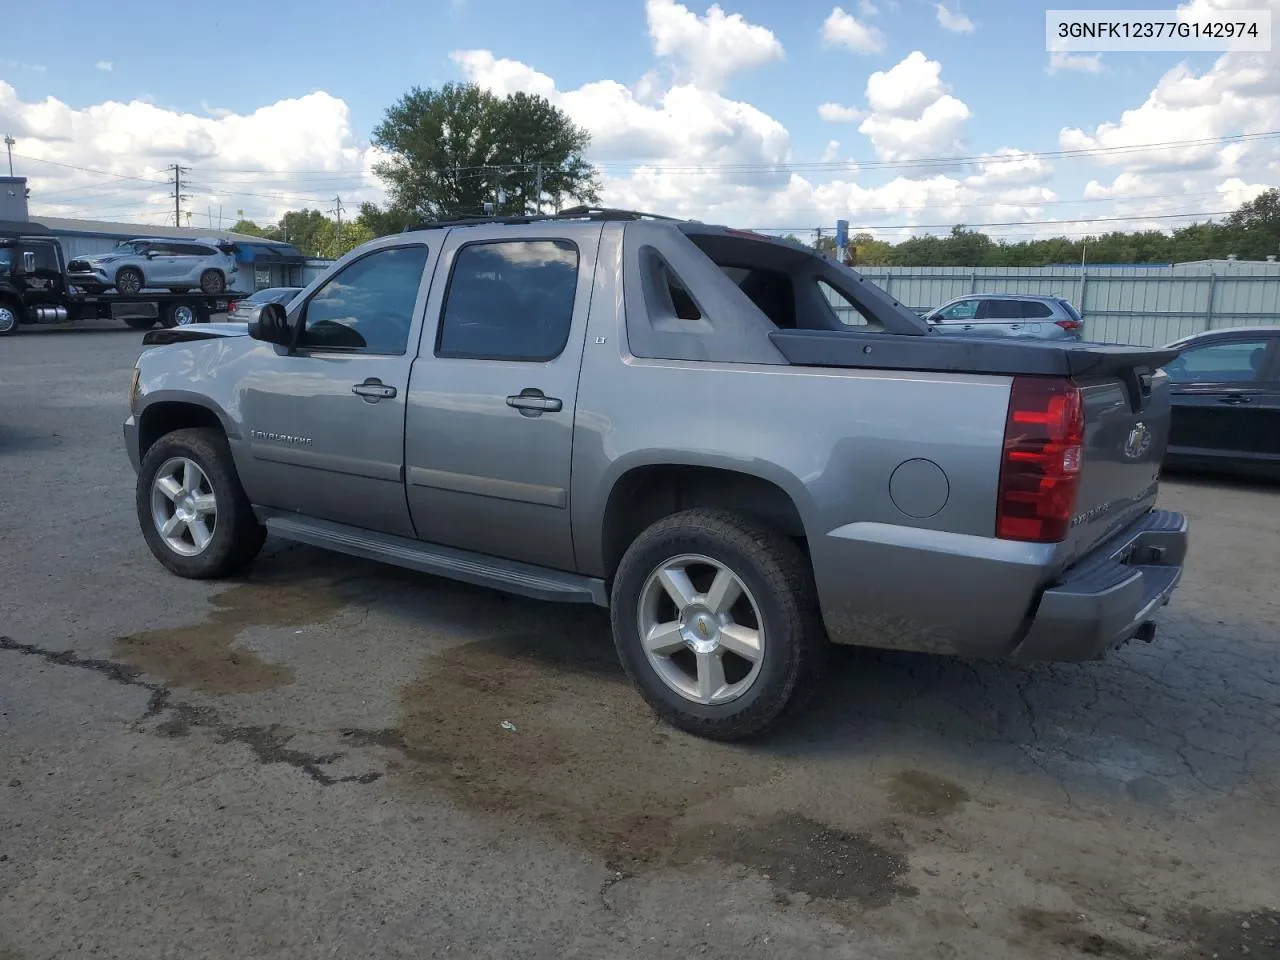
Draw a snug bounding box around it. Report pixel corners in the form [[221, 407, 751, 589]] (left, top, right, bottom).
[[610, 509, 827, 740], [136, 427, 266, 579], [0, 301, 20, 336]]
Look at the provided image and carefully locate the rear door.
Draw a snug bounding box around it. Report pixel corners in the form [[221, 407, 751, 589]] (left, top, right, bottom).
[[975, 298, 1024, 337], [1165, 335, 1277, 464], [404, 223, 602, 571]]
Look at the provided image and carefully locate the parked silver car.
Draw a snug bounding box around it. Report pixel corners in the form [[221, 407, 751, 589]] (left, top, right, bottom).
[[227, 287, 303, 323], [67, 238, 238, 295], [923, 294, 1084, 340]]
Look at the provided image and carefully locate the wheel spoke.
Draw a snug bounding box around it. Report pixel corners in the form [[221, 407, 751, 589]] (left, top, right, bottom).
[[156, 476, 183, 501], [160, 514, 183, 537], [695, 649, 728, 702], [191, 493, 217, 516], [657, 566, 698, 609], [703, 568, 742, 616], [718, 624, 763, 662], [643, 621, 686, 656], [188, 517, 213, 551]]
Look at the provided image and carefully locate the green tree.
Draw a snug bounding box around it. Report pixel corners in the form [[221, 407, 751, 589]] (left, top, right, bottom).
[[276, 209, 330, 257], [1223, 187, 1280, 260], [314, 217, 375, 259], [371, 82, 599, 222], [229, 217, 273, 239], [355, 201, 415, 237]]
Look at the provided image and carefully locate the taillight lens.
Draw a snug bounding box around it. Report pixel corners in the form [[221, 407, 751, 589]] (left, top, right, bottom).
[[1055, 319, 1082, 331], [996, 377, 1084, 542], [227, 301, 239, 312]]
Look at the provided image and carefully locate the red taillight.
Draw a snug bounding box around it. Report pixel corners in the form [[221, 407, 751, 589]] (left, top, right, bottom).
[[1055, 319, 1082, 331], [996, 377, 1084, 543], [227, 301, 238, 312]]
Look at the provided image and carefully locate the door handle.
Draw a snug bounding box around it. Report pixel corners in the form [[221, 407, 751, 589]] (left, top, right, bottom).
[[352, 378, 397, 402], [506, 388, 563, 416], [1218, 395, 1253, 404]]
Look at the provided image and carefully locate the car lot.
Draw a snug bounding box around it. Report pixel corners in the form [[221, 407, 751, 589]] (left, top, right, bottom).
[[2, 321, 1278, 960]]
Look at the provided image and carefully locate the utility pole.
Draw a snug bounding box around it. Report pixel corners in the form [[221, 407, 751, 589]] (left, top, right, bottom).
[[534, 163, 543, 215], [3, 135, 14, 177], [168, 164, 190, 228], [332, 195, 345, 252]]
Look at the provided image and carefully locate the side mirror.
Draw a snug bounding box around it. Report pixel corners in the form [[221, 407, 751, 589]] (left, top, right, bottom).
[[248, 302, 293, 345]]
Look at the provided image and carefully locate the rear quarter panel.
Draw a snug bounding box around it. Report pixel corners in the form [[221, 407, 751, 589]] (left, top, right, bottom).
[[572, 227, 1033, 656]]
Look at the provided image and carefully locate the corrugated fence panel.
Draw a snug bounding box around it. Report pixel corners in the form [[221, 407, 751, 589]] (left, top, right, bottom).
[[851, 265, 1280, 346]]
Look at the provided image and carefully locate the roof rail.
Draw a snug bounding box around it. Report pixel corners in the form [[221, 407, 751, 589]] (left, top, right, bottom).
[[403, 206, 681, 233]]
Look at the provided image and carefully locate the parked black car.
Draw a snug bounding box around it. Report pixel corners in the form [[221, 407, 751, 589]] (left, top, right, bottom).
[[1163, 326, 1280, 479]]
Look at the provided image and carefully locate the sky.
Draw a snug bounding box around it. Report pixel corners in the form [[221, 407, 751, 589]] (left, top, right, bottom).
[[1, 0, 1277, 243]]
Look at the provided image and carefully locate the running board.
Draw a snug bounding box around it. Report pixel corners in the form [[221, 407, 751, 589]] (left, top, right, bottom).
[[261, 512, 609, 606]]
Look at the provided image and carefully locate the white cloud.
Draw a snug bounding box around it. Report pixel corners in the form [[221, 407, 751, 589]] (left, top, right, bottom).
[[821, 140, 841, 162], [821, 7, 886, 54], [934, 4, 975, 33], [1, 59, 46, 72], [858, 51, 970, 161], [645, 0, 784, 90], [818, 102, 864, 122], [95, 61, 112, 72], [859, 0, 880, 14], [967, 148, 1054, 187], [1048, 52, 1104, 74], [0, 81, 381, 225]]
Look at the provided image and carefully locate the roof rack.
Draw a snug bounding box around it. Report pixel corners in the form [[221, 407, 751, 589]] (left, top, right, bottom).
[[403, 206, 682, 233]]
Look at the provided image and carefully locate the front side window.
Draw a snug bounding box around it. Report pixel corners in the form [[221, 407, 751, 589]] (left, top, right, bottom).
[[437, 240, 579, 361], [1165, 340, 1272, 384], [298, 245, 429, 355], [935, 299, 979, 321]]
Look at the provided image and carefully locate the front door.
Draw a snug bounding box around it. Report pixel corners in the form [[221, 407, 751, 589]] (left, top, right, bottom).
[[404, 223, 602, 571], [239, 241, 436, 537], [1166, 336, 1278, 464], [144, 243, 185, 285]]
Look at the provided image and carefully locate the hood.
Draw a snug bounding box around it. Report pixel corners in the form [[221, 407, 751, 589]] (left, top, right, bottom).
[[141, 323, 250, 345]]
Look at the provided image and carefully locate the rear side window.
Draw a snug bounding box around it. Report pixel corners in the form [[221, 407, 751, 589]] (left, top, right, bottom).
[[1020, 300, 1054, 319], [819, 280, 877, 328], [437, 240, 579, 361], [982, 299, 1022, 320]]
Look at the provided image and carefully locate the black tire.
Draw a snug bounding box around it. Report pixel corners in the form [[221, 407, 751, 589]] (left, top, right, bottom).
[[610, 509, 827, 741], [115, 267, 144, 295], [0, 299, 20, 337], [123, 316, 156, 331], [160, 302, 198, 328], [136, 427, 266, 579], [199, 270, 226, 294]]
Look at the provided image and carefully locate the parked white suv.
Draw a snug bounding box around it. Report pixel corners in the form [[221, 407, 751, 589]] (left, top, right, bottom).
[[67, 238, 238, 295]]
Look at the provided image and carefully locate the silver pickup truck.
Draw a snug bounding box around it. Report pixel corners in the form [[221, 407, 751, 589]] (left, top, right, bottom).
[[124, 208, 1189, 740]]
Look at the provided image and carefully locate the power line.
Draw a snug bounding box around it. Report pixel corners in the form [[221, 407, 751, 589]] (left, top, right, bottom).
[[750, 210, 1234, 233], [168, 164, 190, 228]]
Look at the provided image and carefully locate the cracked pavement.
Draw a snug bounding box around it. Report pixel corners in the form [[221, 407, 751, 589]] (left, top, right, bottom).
[[1, 322, 1278, 959]]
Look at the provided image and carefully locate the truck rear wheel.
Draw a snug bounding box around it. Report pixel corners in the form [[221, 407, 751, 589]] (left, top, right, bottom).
[[610, 509, 827, 740], [136, 427, 266, 579], [160, 302, 198, 328]]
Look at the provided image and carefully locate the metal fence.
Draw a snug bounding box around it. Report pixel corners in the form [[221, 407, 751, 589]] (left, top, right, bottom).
[[852, 263, 1280, 346]]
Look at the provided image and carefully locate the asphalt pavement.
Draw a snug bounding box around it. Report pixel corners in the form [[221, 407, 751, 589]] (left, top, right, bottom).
[[2, 320, 1278, 959]]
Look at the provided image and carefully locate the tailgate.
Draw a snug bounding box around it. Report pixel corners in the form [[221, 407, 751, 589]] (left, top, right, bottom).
[[1062, 366, 1172, 565]]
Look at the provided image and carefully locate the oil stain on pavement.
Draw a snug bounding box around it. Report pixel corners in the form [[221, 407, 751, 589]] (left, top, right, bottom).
[[111, 575, 348, 694]]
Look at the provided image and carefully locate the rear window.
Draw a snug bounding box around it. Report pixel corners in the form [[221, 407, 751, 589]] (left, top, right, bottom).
[[1058, 299, 1083, 322]]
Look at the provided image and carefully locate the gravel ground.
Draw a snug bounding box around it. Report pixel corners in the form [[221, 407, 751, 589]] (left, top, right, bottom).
[[2, 321, 1278, 960]]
